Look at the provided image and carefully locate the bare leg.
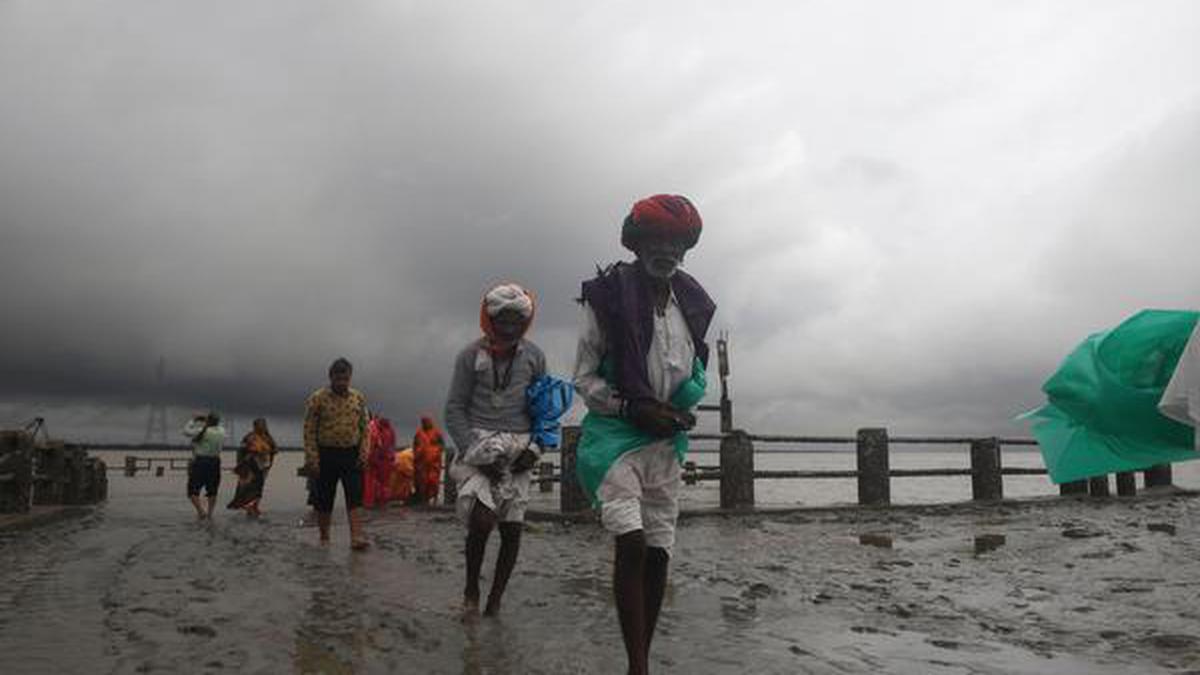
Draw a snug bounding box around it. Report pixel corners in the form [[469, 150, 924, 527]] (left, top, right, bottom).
[[464, 502, 496, 620], [643, 546, 670, 657], [614, 530, 648, 675], [205, 495, 217, 518], [348, 507, 369, 551], [189, 495, 206, 519], [483, 522, 522, 617], [317, 511, 332, 544]]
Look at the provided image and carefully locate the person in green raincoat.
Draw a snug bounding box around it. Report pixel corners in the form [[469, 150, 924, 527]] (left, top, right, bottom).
[[573, 194, 716, 675]]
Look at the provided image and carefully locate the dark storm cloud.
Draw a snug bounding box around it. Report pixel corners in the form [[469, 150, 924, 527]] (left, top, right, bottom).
[[1, 1, 1199, 444]]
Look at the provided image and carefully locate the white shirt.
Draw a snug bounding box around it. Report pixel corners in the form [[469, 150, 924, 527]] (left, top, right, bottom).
[[573, 291, 696, 415]]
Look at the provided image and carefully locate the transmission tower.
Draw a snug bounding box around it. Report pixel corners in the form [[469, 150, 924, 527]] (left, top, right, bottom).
[[143, 357, 169, 447]]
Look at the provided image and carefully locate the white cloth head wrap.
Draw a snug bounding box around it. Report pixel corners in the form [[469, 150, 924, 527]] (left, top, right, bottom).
[[484, 283, 534, 318]]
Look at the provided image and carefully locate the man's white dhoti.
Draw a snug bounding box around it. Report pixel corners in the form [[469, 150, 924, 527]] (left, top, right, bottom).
[[451, 430, 535, 523], [596, 438, 682, 556]]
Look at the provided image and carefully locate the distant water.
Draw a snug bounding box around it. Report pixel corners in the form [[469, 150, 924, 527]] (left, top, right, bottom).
[[90, 447, 1200, 513]]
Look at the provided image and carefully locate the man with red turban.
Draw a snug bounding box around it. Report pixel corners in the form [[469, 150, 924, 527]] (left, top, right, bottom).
[[445, 282, 547, 620], [574, 194, 716, 675]]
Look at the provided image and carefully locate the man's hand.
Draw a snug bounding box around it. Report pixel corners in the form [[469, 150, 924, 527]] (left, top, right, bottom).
[[624, 399, 680, 438], [479, 459, 505, 482], [511, 448, 539, 474], [303, 462, 319, 479], [664, 406, 696, 433]]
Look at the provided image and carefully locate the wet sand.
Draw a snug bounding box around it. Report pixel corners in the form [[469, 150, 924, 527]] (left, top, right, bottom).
[[2, 484, 1199, 674]]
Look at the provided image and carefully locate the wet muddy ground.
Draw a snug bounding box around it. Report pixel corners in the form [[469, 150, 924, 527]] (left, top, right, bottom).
[[2, 483, 1200, 674]]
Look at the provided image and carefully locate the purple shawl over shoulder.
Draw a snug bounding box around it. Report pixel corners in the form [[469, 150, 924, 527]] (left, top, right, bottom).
[[580, 261, 716, 404]]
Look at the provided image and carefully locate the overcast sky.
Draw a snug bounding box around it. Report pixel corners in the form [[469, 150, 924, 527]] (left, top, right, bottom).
[[1, 1, 1198, 445]]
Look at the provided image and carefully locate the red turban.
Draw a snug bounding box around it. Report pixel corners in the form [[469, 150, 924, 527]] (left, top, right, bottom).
[[620, 194, 703, 252]]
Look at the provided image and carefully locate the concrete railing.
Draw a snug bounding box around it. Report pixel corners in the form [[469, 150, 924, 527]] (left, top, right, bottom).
[[0, 431, 108, 513], [548, 426, 1176, 513]]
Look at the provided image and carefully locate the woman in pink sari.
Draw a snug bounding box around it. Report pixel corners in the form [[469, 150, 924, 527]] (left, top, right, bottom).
[[363, 414, 397, 508]]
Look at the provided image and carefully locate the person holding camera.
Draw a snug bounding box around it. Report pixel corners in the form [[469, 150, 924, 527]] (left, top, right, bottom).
[[182, 410, 226, 520]]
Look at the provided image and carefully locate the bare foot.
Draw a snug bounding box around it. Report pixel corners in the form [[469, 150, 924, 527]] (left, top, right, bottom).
[[462, 596, 481, 623]]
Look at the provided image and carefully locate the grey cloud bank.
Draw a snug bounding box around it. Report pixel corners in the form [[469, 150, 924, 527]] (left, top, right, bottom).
[[1, 1, 1198, 445]]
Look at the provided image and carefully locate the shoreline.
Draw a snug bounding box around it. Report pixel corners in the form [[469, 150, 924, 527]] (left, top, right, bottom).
[[524, 485, 1200, 522], [0, 505, 93, 533]]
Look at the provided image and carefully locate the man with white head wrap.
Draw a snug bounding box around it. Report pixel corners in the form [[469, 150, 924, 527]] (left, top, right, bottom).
[[483, 282, 534, 318], [444, 282, 546, 620]]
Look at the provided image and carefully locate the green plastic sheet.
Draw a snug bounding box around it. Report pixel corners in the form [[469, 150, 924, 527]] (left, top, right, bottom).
[[576, 358, 707, 506], [1021, 309, 1199, 484]]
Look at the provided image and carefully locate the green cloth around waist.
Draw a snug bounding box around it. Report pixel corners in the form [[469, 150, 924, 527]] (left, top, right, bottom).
[[576, 358, 707, 506]]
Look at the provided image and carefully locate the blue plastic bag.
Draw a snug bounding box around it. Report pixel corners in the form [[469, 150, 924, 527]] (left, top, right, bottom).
[[526, 375, 574, 448]]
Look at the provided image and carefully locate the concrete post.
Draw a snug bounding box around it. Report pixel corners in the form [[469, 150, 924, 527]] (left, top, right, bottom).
[[63, 446, 86, 505], [125, 455, 137, 477], [683, 461, 698, 486], [719, 430, 754, 510], [1115, 471, 1137, 497], [442, 450, 457, 506], [538, 461, 554, 493], [970, 437, 1003, 501], [717, 337, 733, 434], [34, 442, 67, 505], [1088, 475, 1110, 497], [0, 431, 34, 513], [719, 399, 733, 435], [93, 458, 109, 502], [1060, 480, 1088, 496], [856, 428, 890, 506], [559, 426, 589, 513], [1144, 464, 1173, 488]]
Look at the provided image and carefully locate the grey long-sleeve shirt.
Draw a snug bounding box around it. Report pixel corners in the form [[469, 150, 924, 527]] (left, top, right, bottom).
[[443, 338, 547, 453]]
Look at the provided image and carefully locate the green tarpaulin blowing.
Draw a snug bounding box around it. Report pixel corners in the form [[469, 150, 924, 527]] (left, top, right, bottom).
[[1021, 309, 1200, 485]]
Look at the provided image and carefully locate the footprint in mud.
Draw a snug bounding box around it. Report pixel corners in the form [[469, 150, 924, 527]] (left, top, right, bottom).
[[177, 623, 217, 638], [1144, 634, 1197, 650], [741, 582, 777, 600], [859, 533, 894, 548], [788, 645, 813, 656], [973, 534, 1006, 554], [130, 606, 174, 618], [926, 638, 999, 654], [189, 577, 225, 593], [1061, 527, 1105, 539], [719, 596, 757, 623], [851, 625, 897, 636]]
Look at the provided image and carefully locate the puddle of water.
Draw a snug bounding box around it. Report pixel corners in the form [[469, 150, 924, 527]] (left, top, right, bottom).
[[974, 533, 1007, 555]]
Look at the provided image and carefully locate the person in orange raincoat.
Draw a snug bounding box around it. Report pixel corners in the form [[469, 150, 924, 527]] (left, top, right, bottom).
[[389, 447, 415, 503], [411, 415, 445, 505]]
